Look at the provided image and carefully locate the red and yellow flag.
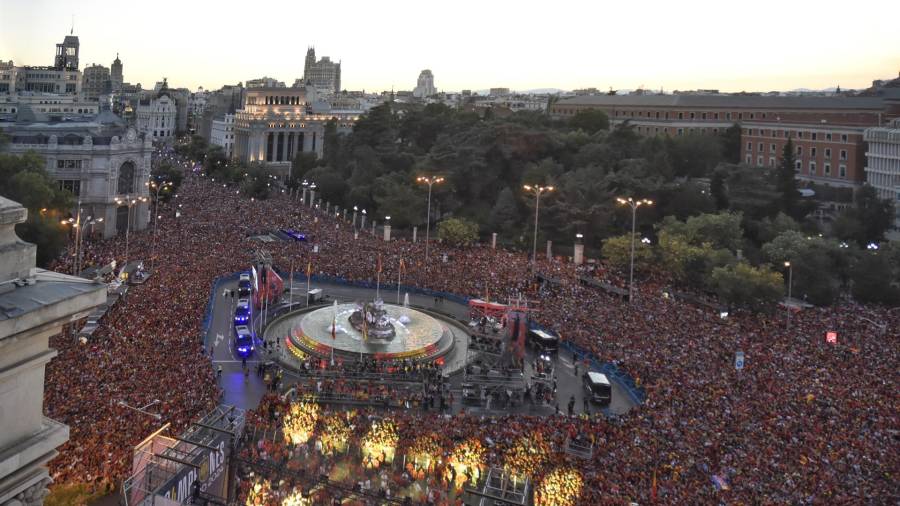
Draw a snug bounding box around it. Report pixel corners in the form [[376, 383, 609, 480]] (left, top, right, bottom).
[[306, 261, 312, 277]]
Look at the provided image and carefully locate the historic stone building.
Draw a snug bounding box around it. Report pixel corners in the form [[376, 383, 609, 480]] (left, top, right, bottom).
[[135, 80, 177, 144], [232, 86, 357, 174], [413, 69, 435, 98], [301, 47, 341, 95], [0, 196, 106, 506], [1, 110, 152, 238], [110, 54, 123, 94]]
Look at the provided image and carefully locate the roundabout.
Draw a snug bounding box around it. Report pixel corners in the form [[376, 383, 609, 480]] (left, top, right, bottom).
[[266, 300, 460, 365]]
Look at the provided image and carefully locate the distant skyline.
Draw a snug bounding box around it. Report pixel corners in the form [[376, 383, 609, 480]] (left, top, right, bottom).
[[1, 0, 898, 94]]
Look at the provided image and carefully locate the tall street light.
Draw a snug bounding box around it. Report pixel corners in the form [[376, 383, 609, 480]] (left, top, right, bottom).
[[147, 180, 172, 272], [523, 184, 554, 268], [616, 197, 653, 304], [416, 175, 444, 277], [61, 210, 103, 275], [784, 261, 793, 330], [114, 195, 148, 273]]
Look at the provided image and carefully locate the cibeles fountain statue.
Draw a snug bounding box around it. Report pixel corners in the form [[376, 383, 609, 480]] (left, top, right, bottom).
[[348, 299, 396, 340]]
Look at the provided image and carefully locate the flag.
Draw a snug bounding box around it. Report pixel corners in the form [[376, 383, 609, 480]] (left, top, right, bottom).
[[377, 254, 382, 274], [331, 314, 336, 340], [362, 314, 368, 341], [399, 258, 405, 272], [306, 261, 312, 277], [651, 468, 658, 501]]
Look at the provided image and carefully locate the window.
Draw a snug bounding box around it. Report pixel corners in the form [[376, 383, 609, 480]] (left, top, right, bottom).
[[678, 112, 684, 120], [739, 113, 743, 120], [118, 161, 135, 194], [840, 149, 847, 161], [58, 180, 81, 196], [758, 142, 764, 152], [757, 155, 763, 166], [797, 146, 803, 156], [690, 112, 695, 119], [56, 159, 83, 169], [841, 134, 848, 142], [770, 144, 776, 153], [798, 131, 803, 138], [795, 161, 802, 170], [811, 147, 817, 157], [826, 133, 832, 141], [747, 141, 753, 151], [701, 112, 706, 120], [811, 132, 817, 141], [677, 128, 684, 136], [824, 163, 831, 175], [726, 112, 731, 120], [714, 113, 719, 119], [750, 113, 755, 119], [825, 148, 831, 158], [772, 130, 778, 138], [785, 130, 790, 138], [809, 161, 816, 175], [746, 154, 752, 164], [839, 165, 846, 178], [769, 157, 776, 167]]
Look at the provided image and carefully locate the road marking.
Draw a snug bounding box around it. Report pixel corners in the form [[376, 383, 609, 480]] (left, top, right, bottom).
[[214, 333, 224, 348]]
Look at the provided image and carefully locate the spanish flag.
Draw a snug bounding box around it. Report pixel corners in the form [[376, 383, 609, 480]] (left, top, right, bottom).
[[377, 254, 382, 274]]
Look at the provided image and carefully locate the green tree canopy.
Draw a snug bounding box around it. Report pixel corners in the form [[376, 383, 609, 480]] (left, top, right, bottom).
[[710, 262, 783, 312], [568, 109, 609, 134], [437, 217, 479, 246]]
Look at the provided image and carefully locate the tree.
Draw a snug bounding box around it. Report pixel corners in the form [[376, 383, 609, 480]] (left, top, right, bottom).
[[710, 263, 783, 312], [0, 151, 74, 267], [601, 233, 654, 273], [776, 139, 801, 219], [850, 250, 900, 305], [722, 123, 742, 163], [568, 109, 609, 134], [666, 134, 724, 178], [761, 231, 848, 305], [833, 185, 895, 245], [437, 218, 479, 246], [488, 187, 522, 240], [709, 168, 729, 210]]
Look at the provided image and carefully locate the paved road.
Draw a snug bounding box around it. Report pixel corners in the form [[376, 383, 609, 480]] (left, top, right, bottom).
[[205, 277, 637, 417]]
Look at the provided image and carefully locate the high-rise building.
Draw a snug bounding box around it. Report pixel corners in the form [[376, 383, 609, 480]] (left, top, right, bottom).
[[301, 47, 341, 95], [54, 33, 79, 71], [82, 63, 110, 100], [413, 69, 435, 98], [110, 53, 123, 93]]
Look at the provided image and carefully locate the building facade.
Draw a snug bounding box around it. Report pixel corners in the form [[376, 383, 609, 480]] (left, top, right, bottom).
[[135, 83, 177, 144], [82, 64, 110, 100], [550, 94, 895, 187], [110, 54, 123, 93], [210, 113, 235, 158], [864, 119, 900, 231], [1, 112, 152, 238], [246, 77, 285, 88], [413, 70, 436, 98], [232, 86, 356, 174], [0, 93, 99, 121], [302, 48, 341, 95], [0, 197, 106, 506]]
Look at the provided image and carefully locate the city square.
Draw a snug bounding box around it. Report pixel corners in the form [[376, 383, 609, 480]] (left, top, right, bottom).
[[0, 3, 899, 506]]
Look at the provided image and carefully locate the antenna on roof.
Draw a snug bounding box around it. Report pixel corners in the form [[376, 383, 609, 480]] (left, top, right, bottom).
[[70, 14, 74, 35]]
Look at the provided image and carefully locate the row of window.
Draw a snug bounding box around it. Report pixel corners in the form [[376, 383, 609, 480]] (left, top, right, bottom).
[[57, 159, 83, 169], [745, 128, 850, 142], [634, 125, 719, 136], [867, 142, 900, 157], [746, 143, 848, 160], [58, 179, 81, 196]]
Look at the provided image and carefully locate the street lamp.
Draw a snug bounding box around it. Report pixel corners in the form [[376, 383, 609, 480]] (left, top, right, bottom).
[[615, 197, 653, 304], [353, 205, 358, 228], [147, 180, 172, 272], [416, 175, 444, 277], [522, 184, 555, 268], [784, 261, 793, 330], [114, 195, 148, 272], [61, 210, 104, 275]]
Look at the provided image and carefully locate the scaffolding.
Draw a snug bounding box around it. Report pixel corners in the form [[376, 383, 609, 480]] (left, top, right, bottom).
[[121, 405, 245, 505], [463, 467, 530, 506]]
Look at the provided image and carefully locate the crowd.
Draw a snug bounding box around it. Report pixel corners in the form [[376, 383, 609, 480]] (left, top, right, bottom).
[[42, 147, 898, 503]]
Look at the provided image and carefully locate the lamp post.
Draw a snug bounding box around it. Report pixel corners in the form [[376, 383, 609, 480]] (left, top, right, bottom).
[[784, 261, 793, 330], [522, 184, 555, 269], [616, 197, 653, 304], [114, 195, 148, 272], [61, 210, 103, 275], [416, 175, 444, 278], [147, 180, 172, 272], [353, 205, 358, 228]]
